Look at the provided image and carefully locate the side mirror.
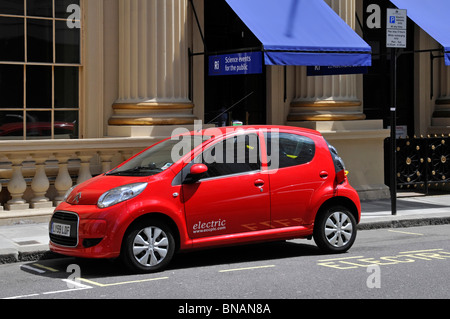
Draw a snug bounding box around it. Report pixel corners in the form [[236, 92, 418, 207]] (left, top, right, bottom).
[[183, 164, 208, 184], [190, 163, 208, 175]]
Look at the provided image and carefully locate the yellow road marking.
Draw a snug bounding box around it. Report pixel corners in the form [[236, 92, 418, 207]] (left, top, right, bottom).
[[33, 263, 59, 272], [219, 265, 275, 272], [399, 248, 443, 254], [317, 248, 450, 270], [317, 256, 365, 262], [79, 276, 169, 287], [387, 230, 423, 236]]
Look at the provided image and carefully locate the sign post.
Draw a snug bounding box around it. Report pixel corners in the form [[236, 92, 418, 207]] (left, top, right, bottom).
[[386, 9, 407, 48], [386, 8, 407, 216]]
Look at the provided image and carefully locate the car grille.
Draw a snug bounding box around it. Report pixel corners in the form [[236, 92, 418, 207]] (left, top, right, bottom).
[[49, 211, 79, 247]]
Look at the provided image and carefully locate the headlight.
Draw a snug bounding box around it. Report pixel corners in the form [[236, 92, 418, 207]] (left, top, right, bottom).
[[63, 185, 77, 203], [97, 183, 147, 208]]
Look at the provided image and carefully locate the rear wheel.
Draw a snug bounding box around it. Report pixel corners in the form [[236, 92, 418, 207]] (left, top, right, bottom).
[[313, 206, 357, 253], [121, 219, 175, 273]]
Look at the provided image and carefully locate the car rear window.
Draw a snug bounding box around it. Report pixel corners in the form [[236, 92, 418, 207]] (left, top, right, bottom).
[[265, 132, 315, 169]]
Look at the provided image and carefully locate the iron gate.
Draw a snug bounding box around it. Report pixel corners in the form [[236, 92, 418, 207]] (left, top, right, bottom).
[[385, 135, 450, 193]]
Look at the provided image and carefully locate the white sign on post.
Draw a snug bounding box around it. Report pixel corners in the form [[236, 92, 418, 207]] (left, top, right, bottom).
[[386, 8, 407, 48]]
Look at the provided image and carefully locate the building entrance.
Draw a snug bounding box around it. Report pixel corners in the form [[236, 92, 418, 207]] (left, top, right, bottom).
[[204, 0, 266, 126], [362, 0, 415, 137]]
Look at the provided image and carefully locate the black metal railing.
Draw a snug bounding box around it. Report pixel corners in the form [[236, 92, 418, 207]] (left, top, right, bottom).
[[385, 135, 450, 193]]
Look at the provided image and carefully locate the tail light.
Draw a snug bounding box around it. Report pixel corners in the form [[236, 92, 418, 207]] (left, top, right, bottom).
[[327, 142, 347, 185], [335, 169, 346, 185]]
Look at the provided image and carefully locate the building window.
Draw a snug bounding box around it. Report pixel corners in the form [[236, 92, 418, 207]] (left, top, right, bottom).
[[0, 0, 81, 140]]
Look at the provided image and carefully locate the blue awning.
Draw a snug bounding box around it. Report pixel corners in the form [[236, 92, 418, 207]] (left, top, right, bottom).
[[225, 0, 372, 67], [390, 0, 450, 65]]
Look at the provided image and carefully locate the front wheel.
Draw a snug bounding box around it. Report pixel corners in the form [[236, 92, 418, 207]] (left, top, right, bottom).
[[313, 206, 357, 253], [121, 219, 175, 273]]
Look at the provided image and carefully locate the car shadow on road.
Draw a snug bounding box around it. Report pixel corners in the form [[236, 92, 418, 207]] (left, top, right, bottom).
[[23, 240, 326, 279], [168, 240, 323, 271]]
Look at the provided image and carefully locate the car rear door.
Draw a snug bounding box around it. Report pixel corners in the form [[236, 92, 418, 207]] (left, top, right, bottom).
[[264, 131, 329, 227]]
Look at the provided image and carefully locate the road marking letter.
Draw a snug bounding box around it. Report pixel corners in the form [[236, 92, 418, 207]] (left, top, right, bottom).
[[318, 249, 450, 270]]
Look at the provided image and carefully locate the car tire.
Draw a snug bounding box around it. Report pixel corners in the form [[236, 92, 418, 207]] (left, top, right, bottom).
[[313, 205, 357, 253], [121, 219, 175, 273]]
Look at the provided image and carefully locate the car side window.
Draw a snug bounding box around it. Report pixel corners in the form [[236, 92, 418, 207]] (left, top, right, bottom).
[[265, 132, 315, 169], [196, 133, 261, 179]]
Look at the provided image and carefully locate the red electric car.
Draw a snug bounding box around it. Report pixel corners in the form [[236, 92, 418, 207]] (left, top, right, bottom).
[[49, 125, 361, 273]]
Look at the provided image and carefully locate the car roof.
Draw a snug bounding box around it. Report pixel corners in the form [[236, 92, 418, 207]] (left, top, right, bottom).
[[193, 125, 322, 137]]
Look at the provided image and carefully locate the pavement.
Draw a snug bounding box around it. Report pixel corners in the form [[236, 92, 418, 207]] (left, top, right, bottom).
[[1, 193, 450, 264]]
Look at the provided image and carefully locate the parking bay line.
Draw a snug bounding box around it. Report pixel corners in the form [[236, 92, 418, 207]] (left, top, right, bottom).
[[79, 276, 169, 287], [6, 276, 167, 299], [33, 263, 59, 272], [41, 280, 93, 295], [387, 229, 424, 236], [316, 256, 365, 262], [399, 248, 443, 254], [20, 265, 46, 274], [3, 280, 92, 299], [218, 265, 276, 273]]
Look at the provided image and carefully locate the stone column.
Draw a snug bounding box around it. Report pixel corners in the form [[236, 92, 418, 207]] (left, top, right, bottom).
[[30, 154, 53, 209], [5, 155, 29, 210], [76, 152, 93, 184], [288, 0, 364, 122], [287, 0, 390, 200], [108, 0, 196, 137], [54, 153, 74, 206], [99, 151, 116, 173]]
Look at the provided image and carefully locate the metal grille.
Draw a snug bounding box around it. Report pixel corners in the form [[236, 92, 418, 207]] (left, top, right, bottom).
[[385, 135, 450, 192], [52, 211, 79, 222], [49, 211, 79, 247]]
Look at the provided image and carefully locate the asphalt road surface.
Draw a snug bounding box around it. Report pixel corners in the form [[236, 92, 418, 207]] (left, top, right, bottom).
[[1, 225, 449, 308]]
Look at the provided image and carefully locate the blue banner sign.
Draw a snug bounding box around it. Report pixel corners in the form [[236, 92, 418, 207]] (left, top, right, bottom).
[[209, 52, 263, 76], [307, 65, 368, 76]]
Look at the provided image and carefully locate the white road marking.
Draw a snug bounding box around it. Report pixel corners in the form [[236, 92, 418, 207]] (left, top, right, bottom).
[[20, 265, 46, 274]]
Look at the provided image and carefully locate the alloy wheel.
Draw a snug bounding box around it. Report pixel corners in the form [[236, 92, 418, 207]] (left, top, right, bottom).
[[324, 211, 354, 248], [132, 226, 169, 267]]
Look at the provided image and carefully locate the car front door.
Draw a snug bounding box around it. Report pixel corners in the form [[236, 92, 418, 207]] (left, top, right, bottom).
[[182, 132, 271, 239]]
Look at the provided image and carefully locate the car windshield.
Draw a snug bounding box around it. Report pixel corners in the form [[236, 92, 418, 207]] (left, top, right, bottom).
[[107, 135, 210, 176]]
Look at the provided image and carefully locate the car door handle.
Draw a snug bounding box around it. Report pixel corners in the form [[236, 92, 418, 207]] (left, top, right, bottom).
[[319, 171, 329, 179], [254, 179, 265, 187]]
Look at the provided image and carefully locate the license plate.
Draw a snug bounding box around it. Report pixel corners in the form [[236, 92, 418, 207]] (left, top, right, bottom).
[[51, 223, 71, 237]]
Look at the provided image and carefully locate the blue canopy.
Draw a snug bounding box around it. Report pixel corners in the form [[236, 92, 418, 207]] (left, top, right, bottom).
[[390, 0, 450, 65], [225, 0, 372, 66]]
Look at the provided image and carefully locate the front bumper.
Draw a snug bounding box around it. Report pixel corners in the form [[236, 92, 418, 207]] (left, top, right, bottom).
[[49, 202, 126, 259]]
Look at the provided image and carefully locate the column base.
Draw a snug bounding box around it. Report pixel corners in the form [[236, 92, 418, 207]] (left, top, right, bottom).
[[355, 184, 391, 201], [108, 102, 199, 138], [287, 100, 366, 121], [109, 102, 197, 125], [4, 203, 30, 211], [429, 99, 450, 135], [107, 124, 202, 138], [30, 201, 54, 209]]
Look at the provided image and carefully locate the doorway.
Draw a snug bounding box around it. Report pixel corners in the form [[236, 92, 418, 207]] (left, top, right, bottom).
[[362, 0, 415, 137], [204, 0, 266, 126]]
